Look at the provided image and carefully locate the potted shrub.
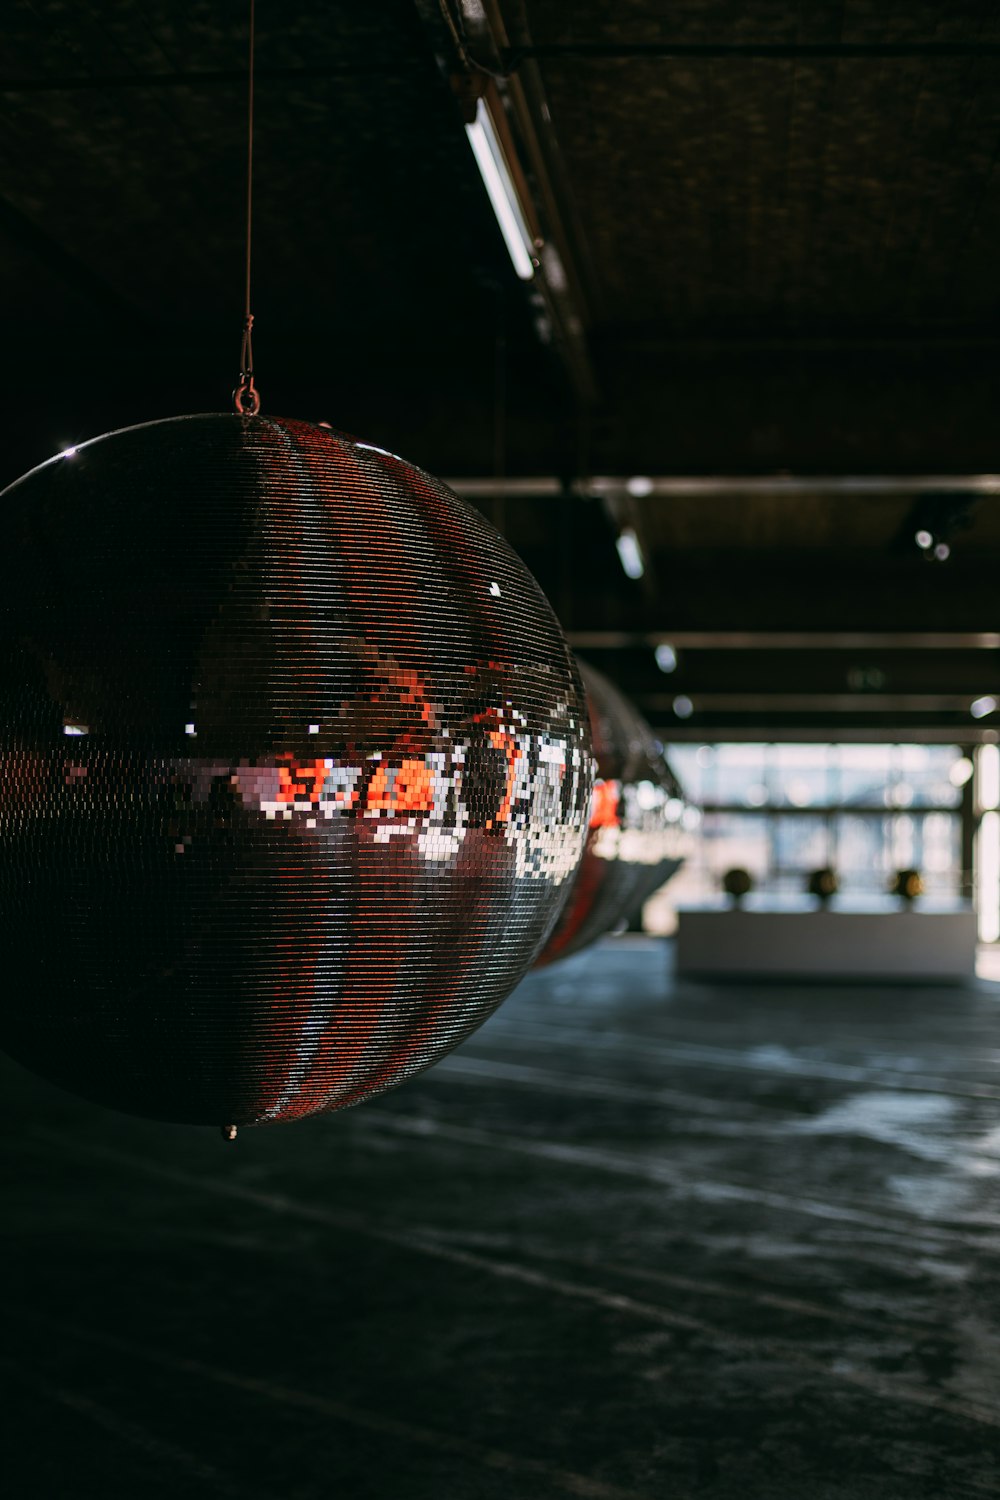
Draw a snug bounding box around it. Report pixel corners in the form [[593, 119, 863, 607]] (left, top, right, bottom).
[[807, 867, 839, 904], [892, 868, 924, 902], [722, 867, 754, 905]]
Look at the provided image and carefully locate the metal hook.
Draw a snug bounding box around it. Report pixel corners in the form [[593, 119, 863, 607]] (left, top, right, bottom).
[[233, 377, 260, 416]]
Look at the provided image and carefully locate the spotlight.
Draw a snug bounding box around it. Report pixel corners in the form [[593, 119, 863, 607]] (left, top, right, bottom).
[[904, 495, 978, 561]]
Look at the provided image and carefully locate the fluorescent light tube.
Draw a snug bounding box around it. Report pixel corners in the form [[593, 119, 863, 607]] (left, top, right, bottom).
[[615, 526, 644, 579], [465, 99, 535, 281]]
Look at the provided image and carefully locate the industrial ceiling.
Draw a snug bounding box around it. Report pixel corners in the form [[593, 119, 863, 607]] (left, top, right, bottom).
[[3, 0, 999, 742]]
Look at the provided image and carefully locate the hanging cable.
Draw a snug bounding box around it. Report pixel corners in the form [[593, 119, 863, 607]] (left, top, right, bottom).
[[233, 0, 260, 415], [492, 284, 507, 535]]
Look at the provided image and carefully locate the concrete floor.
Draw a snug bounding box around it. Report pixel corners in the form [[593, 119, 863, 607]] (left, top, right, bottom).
[[3, 936, 1000, 1498]]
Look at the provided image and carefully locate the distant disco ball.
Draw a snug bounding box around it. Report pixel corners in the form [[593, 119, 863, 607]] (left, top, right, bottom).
[[0, 415, 592, 1127], [536, 660, 687, 965]]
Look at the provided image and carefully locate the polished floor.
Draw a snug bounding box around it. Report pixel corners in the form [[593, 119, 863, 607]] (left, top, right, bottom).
[[3, 937, 1000, 1498]]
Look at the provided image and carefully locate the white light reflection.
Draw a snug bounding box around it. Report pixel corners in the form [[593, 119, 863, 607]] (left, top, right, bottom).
[[654, 643, 678, 674], [978, 744, 1000, 811], [978, 811, 1000, 943], [615, 527, 644, 579], [971, 696, 997, 720], [354, 440, 396, 459], [227, 737, 589, 883], [672, 695, 694, 719]]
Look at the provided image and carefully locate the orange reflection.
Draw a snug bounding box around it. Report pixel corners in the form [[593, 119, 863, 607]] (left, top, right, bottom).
[[590, 778, 621, 828], [393, 758, 435, 813], [275, 754, 327, 804]]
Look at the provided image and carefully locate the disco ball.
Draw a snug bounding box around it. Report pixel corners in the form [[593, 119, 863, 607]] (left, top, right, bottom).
[[536, 660, 687, 965], [0, 415, 593, 1127]]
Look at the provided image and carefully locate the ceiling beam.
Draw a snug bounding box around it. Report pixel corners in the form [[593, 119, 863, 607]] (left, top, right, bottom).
[[640, 694, 997, 714], [611, 332, 1000, 354], [567, 632, 1000, 651], [0, 66, 407, 92], [449, 475, 1000, 499], [653, 726, 993, 745], [505, 42, 1000, 65]]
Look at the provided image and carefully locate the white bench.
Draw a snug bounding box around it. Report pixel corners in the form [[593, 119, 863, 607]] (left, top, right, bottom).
[[675, 906, 977, 980]]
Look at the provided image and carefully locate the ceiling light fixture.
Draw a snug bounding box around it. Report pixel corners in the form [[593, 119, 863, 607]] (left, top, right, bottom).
[[907, 495, 977, 563], [465, 97, 536, 281], [615, 526, 645, 579]]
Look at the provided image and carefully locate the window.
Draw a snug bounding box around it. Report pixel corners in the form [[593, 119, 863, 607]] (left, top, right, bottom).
[[646, 742, 973, 933]]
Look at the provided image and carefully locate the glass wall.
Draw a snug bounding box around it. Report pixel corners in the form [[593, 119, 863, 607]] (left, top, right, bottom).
[[646, 742, 975, 931]]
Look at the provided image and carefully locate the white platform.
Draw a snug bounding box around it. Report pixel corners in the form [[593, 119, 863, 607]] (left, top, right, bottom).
[[675, 906, 978, 980]]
